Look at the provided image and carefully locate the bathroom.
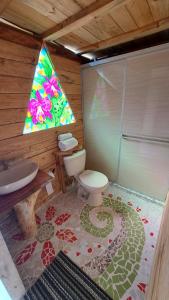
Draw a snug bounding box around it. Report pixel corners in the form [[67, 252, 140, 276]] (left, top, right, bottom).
[[0, 1, 169, 300]]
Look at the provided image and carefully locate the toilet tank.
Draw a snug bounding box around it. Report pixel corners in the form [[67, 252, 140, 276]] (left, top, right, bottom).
[[63, 149, 86, 176]]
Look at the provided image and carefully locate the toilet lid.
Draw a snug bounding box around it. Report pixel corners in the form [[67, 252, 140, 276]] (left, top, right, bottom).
[[79, 170, 108, 189]]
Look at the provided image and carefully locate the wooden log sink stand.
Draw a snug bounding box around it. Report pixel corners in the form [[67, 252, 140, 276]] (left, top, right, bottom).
[[0, 170, 52, 239]]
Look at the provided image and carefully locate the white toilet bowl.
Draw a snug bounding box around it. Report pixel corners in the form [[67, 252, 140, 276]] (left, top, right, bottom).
[[63, 149, 108, 206], [79, 170, 108, 206]]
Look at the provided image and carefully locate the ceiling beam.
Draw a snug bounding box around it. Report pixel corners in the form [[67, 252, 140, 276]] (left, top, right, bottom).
[[77, 17, 169, 54], [0, 21, 86, 63], [42, 0, 127, 41], [0, 0, 12, 14]]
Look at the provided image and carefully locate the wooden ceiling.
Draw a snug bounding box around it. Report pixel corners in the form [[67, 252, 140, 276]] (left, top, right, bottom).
[[1, 0, 169, 55]]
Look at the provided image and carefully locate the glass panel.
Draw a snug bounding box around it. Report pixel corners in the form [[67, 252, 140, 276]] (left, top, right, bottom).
[[82, 61, 125, 181], [123, 49, 169, 138]]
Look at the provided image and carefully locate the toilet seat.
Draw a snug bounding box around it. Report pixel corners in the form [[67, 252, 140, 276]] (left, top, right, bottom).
[[79, 170, 108, 191]]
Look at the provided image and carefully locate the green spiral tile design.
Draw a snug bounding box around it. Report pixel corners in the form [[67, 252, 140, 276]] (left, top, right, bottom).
[[80, 204, 113, 238], [81, 197, 145, 300]]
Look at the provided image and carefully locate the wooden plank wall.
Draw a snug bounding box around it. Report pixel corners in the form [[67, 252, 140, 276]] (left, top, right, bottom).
[[146, 192, 169, 300], [0, 34, 83, 208]]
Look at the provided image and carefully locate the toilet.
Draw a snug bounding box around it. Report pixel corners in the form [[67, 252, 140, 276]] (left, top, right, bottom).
[[63, 149, 108, 206]]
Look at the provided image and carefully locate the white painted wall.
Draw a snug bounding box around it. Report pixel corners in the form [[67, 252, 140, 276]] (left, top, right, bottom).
[[0, 231, 25, 300], [82, 45, 169, 201]]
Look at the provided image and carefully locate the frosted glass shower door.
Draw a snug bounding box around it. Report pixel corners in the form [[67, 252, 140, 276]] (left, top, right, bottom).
[[82, 61, 125, 181], [118, 49, 169, 201]]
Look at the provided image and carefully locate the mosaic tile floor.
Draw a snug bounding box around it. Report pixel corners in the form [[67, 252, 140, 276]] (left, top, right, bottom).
[[0, 184, 164, 300]]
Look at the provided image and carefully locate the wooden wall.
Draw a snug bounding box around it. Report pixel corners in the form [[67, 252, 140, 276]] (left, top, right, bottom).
[[0, 29, 83, 208]]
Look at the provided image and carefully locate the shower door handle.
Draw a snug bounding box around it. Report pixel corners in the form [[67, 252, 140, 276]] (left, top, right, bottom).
[[122, 134, 169, 145]]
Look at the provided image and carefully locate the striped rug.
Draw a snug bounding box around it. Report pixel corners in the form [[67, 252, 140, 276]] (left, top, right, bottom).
[[24, 251, 112, 300]]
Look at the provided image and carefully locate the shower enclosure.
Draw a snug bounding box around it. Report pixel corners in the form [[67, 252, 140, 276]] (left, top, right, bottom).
[[82, 45, 169, 202]]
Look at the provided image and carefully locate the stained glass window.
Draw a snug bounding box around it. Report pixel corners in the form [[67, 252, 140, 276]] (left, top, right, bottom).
[[23, 46, 75, 134]]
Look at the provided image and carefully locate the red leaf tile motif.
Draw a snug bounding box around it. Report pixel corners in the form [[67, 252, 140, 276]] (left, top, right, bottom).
[[56, 229, 77, 243], [137, 283, 147, 293], [127, 297, 132, 300], [45, 206, 56, 221], [55, 213, 71, 225], [16, 241, 37, 265], [35, 214, 41, 225], [41, 241, 55, 266], [12, 233, 25, 241], [136, 207, 141, 212]]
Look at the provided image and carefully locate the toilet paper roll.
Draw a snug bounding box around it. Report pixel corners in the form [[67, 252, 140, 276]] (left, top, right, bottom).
[[58, 133, 72, 141], [58, 137, 78, 151]]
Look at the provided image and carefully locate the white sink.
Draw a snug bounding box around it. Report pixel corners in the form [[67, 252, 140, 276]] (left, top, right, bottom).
[[0, 160, 38, 195]]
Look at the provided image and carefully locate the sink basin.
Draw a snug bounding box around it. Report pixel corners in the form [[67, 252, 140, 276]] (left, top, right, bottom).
[[0, 160, 38, 195]]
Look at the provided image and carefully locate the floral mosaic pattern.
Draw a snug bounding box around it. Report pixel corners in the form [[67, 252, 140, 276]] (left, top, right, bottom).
[[0, 185, 163, 300], [23, 46, 75, 134], [55, 213, 71, 225], [56, 229, 77, 243], [80, 205, 114, 238], [80, 197, 145, 300], [16, 241, 37, 265], [41, 241, 55, 266], [14, 206, 77, 267]]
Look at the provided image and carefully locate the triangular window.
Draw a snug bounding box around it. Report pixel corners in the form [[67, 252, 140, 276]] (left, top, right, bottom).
[[23, 45, 75, 134]]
